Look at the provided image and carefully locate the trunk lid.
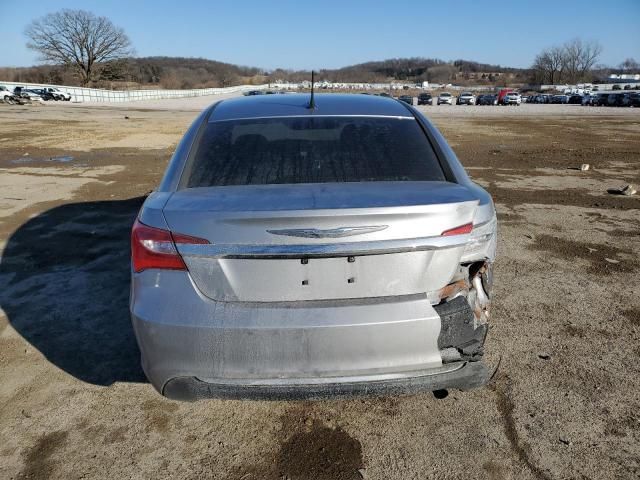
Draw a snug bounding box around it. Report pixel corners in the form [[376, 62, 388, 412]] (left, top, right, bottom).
[[163, 182, 479, 302]]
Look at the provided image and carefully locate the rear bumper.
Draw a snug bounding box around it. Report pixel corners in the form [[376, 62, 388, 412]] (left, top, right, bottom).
[[162, 361, 491, 401], [131, 270, 491, 400]]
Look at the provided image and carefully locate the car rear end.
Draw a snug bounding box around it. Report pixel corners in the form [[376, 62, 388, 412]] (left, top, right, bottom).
[[130, 95, 497, 401]]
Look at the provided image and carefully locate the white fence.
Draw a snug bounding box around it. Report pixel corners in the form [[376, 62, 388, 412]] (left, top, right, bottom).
[[0, 80, 268, 103]]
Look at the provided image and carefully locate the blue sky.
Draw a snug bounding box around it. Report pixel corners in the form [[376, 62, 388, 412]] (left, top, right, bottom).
[[0, 0, 638, 70]]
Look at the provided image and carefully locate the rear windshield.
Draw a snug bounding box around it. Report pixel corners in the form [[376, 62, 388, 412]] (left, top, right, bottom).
[[182, 116, 446, 188]]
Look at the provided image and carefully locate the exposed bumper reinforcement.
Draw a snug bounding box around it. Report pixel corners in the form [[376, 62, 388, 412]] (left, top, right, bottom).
[[162, 360, 491, 401]]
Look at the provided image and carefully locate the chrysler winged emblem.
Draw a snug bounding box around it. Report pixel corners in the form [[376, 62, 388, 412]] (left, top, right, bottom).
[[267, 225, 388, 239]]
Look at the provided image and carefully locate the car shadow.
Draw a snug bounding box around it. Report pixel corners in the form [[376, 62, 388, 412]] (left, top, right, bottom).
[[0, 197, 147, 385]]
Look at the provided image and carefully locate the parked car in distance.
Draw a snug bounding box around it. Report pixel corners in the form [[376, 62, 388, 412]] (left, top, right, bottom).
[[29, 89, 56, 101], [417, 93, 433, 105], [0, 85, 17, 103], [496, 88, 513, 105], [244, 90, 264, 96], [622, 92, 640, 107], [130, 93, 497, 401], [41, 87, 71, 101], [437, 92, 453, 105], [567, 94, 583, 104], [503, 92, 521, 105], [398, 95, 413, 105], [611, 84, 621, 91], [456, 92, 476, 105], [477, 94, 498, 105], [607, 93, 625, 106], [13, 87, 43, 102], [593, 93, 609, 106]]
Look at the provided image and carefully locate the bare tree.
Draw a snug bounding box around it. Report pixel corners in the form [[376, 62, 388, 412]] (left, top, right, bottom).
[[575, 39, 602, 81], [619, 58, 639, 72], [25, 9, 133, 86], [531, 51, 550, 83], [548, 46, 565, 84], [532, 47, 564, 84], [531, 38, 602, 85], [563, 38, 602, 83]]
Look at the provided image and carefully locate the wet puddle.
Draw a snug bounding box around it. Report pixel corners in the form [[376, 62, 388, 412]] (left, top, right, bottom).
[[10, 155, 75, 164]]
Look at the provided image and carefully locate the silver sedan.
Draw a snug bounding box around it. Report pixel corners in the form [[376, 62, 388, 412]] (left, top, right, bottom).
[[130, 93, 497, 400]]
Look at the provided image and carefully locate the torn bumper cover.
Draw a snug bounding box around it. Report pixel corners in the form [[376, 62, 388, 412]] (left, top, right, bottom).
[[434, 261, 492, 364], [162, 361, 491, 401]]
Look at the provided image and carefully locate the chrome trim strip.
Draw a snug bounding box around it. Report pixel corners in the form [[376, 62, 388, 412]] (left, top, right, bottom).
[[177, 234, 469, 259], [472, 218, 491, 229]]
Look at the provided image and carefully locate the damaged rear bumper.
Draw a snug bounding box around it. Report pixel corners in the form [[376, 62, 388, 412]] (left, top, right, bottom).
[[132, 259, 495, 402], [162, 360, 491, 401]]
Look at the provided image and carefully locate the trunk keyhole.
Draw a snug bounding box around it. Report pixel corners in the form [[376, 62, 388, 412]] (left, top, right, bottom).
[[347, 277, 355, 284]]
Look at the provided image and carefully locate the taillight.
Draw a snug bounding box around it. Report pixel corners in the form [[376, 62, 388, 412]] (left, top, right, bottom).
[[441, 223, 473, 236], [131, 219, 209, 273]]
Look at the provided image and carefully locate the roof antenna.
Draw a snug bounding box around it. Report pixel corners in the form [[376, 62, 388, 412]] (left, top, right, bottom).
[[308, 70, 316, 109]]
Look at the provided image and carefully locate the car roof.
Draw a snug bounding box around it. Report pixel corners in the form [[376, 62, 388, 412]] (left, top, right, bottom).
[[210, 93, 414, 122]]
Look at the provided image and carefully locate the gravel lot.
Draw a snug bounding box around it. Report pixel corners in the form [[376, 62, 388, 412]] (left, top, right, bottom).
[[0, 96, 639, 480]]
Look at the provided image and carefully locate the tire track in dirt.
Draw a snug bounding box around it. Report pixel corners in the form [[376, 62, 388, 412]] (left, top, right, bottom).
[[491, 376, 552, 480]]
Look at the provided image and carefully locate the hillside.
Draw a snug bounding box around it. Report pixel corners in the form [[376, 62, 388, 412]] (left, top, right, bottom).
[[0, 56, 531, 89]]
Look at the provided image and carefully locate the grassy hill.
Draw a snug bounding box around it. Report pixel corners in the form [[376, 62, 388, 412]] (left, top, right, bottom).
[[0, 56, 531, 89]]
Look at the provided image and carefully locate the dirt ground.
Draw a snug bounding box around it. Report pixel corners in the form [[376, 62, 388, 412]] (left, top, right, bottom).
[[0, 99, 639, 480]]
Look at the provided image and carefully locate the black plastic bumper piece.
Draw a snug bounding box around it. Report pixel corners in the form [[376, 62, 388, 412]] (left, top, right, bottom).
[[435, 296, 488, 360], [162, 361, 491, 402]]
